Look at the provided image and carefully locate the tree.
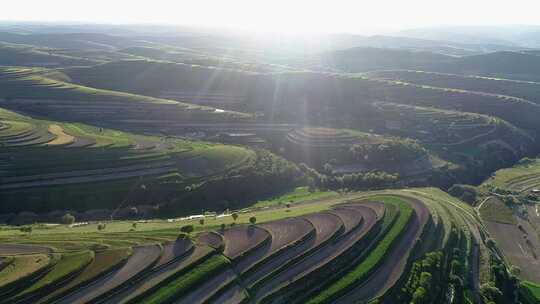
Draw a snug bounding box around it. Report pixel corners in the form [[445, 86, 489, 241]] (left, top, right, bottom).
[[61, 213, 76, 225], [20, 226, 32, 234], [199, 218, 205, 226], [180, 225, 194, 234], [132, 222, 137, 229], [411, 287, 427, 304], [249, 216, 257, 225], [97, 223, 106, 231], [510, 265, 521, 276], [480, 283, 503, 303], [220, 223, 226, 231], [323, 163, 334, 175], [232, 213, 239, 221], [419, 272, 432, 289]]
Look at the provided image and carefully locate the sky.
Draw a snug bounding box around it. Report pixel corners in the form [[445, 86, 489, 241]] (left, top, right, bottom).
[[3, 0, 540, 34]]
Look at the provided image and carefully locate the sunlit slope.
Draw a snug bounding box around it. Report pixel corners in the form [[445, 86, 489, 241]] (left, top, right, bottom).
[[0, 67, 249, 131], [284, 127, 450, 180], [367, 70, 540, 105], [317, 47, 454, 72], [0, 188, 501, 304], [64, 61, 540, 133], [0, 32, 149, 51], [0, 107, 299, 215], [364, 102, 534, 178], [266, 72, 540, 131], [62, 61, 540, 185], [65, 60, 261, 111], [324, 47, 540, 81]]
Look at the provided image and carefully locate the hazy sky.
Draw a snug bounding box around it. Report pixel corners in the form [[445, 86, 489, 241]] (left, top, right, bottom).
[[3, 0, 540, 33]]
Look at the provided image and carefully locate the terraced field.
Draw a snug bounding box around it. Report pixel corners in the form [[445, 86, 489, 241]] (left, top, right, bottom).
[[369, 102, 527, 148], [481, 158, 540, 193], [45, 59, 540, 189], [0, 67, 248, 132], [2, 26, 539, 304], [478, 159, 540, 284], [0, 106, 297, 217], [366, 70, 540, 105], [283, 126, 448, 178], [286, 127, 381, 148], [0, 188, 491, 303]]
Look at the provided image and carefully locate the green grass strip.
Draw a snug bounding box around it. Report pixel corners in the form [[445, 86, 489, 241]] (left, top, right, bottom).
[[520, 281, 540, 304], [140, 254, 229, 304], [306, 198, 413, 304], [37, 248, 132, 304], [0, 254, 50, 288], [13, 250, 93, 298]]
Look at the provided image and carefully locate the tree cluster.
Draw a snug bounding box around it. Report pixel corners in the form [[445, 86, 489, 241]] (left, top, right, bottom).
[[299, 163, 398, 191], [349, 139, 427, 164]]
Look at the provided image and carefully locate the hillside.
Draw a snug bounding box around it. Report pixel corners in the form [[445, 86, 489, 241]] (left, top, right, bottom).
[[0, 107, 302, 219], [0, 32, 149, 51], [62, 60, 540, 185], [443, 51, 540, 81], [64, 60, 261, 111], [318, 47, 454, 72], [64, 60, 540, 130], [475, 159, 540, 284], [0, 188, 506, 304], [367, 70, 540, 104], [0, 67, 249, 133], [323, 46, 540, 81], [0, 43, 97, 67]]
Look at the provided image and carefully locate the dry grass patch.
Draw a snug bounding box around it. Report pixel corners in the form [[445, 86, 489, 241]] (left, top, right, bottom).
[[46, 124, 74, 146]]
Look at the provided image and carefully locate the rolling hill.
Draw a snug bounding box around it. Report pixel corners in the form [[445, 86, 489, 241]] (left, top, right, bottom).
[[61, 60, 540, 186], [0, 106, 302, 219], [0, 32, 149, 51], [0, 188, 503, 304], [0, 43, 97, 67], [322, 46, 540, 81], [0, 67, 249, 133]]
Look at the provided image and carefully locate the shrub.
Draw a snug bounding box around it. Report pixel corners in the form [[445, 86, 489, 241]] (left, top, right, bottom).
[[180, 225, 194, 234], [448, 184, 478, 204], [412, 287, 427, 304], [249, 216, 257, 225], [481, 283, 503, 303], [61, 213, 75, 225]]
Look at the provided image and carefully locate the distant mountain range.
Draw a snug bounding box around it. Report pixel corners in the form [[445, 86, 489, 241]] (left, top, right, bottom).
[[396, 25, 540, 48]]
